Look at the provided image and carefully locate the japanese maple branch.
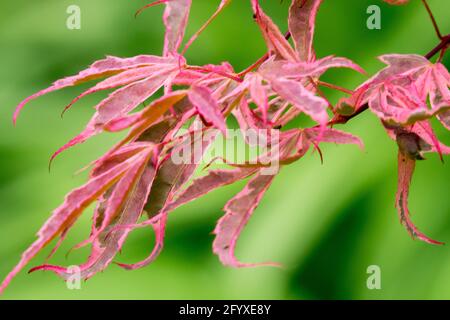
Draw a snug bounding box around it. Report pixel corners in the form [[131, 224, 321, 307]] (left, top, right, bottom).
[[238, 10, 449, 128], [425, 34, 450, 60]]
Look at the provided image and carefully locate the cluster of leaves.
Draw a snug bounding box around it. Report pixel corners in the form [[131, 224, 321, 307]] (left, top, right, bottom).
[[1, 0, 449, 293]]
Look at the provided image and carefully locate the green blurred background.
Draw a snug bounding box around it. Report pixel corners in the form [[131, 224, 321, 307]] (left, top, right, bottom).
[[0, 0, 449, 300]]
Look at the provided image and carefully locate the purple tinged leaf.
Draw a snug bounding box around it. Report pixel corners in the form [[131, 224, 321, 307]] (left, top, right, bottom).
[[232, 99, 269, 147], [188, 85, 227, 135], [364, 54, 429, 87], [131, 96, 192, 147], [378, 54, 429, 76], [71, 148, 156, 252], [145, 129, 217, 217], [80, 161, 156, 278], [429, 64, 450, 129], [411, 121, 450, 155], [104, 91, 187, 133], [367, 83, 429, 125], [437, 110, 450, 130], [94, 66, 178, 125], [116, 128, 219, 270], [384, 120, 450, 159], [109, 170, 260, 271], [173, 69, 206, 86]]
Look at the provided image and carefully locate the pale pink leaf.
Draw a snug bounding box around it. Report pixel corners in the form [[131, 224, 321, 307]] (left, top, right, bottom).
[[91, 142, 152, 178], [50, 68, 177, 162], [14, 55, 168, 123], [28, 160, 156, 280], [305, 127, 364, 150], [163, 0, 192, 55], [260, 56, 365, 80], [288, 0, 323, 62], [0, 151, 146, 293], [360, 54, 429, 91], [248, 73, 269, 123], [166, 168, 258, 213], [62, 60, 178, 115], [213, 172, 277, 267], [270, 78, 329, 125]]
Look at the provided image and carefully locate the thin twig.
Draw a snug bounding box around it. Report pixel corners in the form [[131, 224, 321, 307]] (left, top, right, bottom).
[[187, 66, 243, 83], [421, 0, 443, 39], [317, 81, 354, 95], [237, 53, 270, 77], [328, 104, 369, 126], [309, 77, 334, 111], [238, 32, 291, 77]]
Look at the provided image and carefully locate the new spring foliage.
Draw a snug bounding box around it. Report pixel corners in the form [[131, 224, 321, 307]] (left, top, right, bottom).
[[1, 0, 449, 293]]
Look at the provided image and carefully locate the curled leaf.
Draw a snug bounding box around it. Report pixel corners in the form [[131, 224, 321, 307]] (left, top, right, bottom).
[[213, 172, 278, 267], [396, 151, 443, 245]]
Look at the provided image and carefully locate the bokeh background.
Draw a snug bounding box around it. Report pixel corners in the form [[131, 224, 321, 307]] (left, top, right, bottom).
[[0, 0, 449, 300]]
